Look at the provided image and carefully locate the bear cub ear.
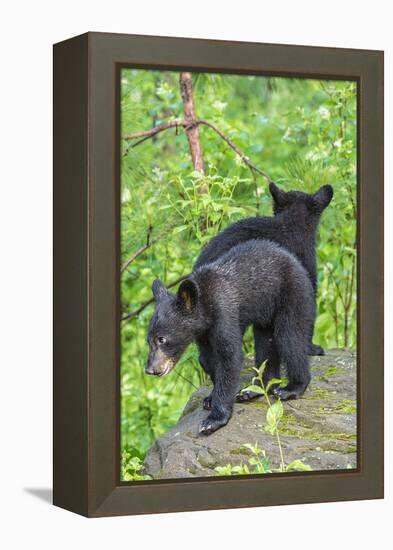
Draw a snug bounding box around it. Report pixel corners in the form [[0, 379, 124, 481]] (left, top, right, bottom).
[[269, 181, 286, 205], [312, 184, 334, 212], [152, 279, 168, 301], [177, 279, 199, 313]]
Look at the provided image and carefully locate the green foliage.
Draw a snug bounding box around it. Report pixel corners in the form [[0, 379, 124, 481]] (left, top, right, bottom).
[[120, 70, 357, 478], [214, 443, 312, 477], [121, 451, 152, 481], [215, 444, 271, 476], [163, 171, 251, 245]]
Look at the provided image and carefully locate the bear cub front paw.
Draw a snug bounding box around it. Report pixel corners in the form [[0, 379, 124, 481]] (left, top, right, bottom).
[[199, 409, 232, 435]]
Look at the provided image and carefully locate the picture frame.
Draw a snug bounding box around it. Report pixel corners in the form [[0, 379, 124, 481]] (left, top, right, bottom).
[[53, 32, 384, 517]]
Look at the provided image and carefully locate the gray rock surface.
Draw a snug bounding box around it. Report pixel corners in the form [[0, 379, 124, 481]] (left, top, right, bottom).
[[144, 350, 357, 479]]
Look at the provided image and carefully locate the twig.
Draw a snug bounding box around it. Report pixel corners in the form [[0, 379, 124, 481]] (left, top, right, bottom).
[[196, 119, 272, 184], [146, 224, 153, 246], [121, 242, 154, 274], [121, 273, 190, 322], [121, 236, 159, 274], [139, 369, 156, 441], [343, 250, 356, 347], [172, 367, 199, 390], [251, 170, 260, 213], [123, 119, 186, 143], [264, 388, 286, 472], [121, 225, 175, 274]]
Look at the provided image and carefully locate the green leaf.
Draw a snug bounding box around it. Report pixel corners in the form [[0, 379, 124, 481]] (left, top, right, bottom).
[[232, 464, 250, 475], [265, 378, 282, 393], [242, 443, 262, 455], [271, 399, 284, 419], [172, 224, 188, 235], [215, 465, 233, 476], [241, 384, 264, 395], [286, 460, 312, 472], [265, 399, 284, 434]]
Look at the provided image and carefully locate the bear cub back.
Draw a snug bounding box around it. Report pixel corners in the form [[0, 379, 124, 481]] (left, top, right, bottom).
[[194, 239, 315, 331], [194, 182, 333, 356]]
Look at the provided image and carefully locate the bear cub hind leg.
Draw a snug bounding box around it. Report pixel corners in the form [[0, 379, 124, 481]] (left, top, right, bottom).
[[309, 342, 325, 356], [273, 318, 311, 401]]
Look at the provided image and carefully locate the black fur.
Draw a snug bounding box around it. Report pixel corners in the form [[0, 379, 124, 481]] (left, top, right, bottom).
[[194, 182, 333, 355], [146, 240, 314, 435]]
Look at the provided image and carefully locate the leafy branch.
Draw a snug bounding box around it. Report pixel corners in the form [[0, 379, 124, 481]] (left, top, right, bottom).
[[123, 117, 272, 185]]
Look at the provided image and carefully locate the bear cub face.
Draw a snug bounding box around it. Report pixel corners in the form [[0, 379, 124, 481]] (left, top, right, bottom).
[[146, 279, 202, 377]]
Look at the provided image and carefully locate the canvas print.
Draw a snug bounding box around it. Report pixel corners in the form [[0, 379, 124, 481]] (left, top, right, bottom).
[[120, 70, 357, 481]]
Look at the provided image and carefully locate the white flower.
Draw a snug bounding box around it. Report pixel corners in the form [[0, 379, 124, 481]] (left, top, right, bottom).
[[318, 106, 330, 119], [213, 100, 227, 112]]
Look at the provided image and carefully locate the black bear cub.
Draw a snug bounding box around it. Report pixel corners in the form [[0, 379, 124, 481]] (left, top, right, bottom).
[[194, 182, 333, 356], [146, 239, 314, 435]]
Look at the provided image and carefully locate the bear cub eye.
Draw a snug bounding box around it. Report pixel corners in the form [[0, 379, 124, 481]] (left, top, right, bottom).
[[157, 336, 167, 345]]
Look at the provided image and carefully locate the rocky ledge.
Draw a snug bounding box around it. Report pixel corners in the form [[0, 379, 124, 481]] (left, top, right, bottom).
[[144, 350, 357, 479]]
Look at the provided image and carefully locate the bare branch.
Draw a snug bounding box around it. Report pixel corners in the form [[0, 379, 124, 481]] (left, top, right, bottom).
[[196, 119, 272, 184], [122, 117, 272, 184], [121, 241, 154, 274], [123, 119, 186, 143], [172, 367, 199, 390], [121, 237, 156, 274], [121, 225, 176, 275], [121, 273, 190, 322]]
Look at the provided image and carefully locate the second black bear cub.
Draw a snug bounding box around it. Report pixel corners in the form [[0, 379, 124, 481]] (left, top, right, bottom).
[[146, 239, 314, 435], [195, 182, 333, 356]]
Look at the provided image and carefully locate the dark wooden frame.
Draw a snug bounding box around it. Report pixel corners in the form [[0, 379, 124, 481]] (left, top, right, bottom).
[[53, 32, 384, 517]]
